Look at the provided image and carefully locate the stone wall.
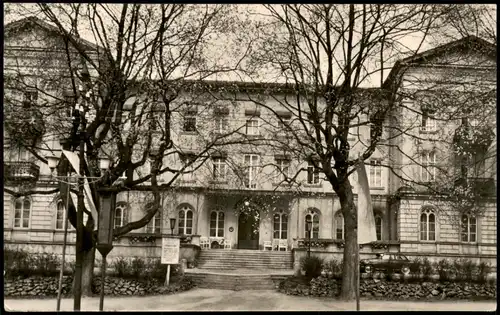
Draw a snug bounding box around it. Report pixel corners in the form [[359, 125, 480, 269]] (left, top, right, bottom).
[[4, 275, 194, 297]]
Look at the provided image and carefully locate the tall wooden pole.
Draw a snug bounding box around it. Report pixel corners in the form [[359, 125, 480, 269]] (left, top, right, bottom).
[[57, 183, 71, 311], [99, 255, 107, 311], [74, 104, 86, 311], [356, 241, 360, 311]]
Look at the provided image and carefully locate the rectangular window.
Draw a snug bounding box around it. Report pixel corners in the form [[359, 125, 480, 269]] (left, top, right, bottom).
[[146, 211, 161, 234], [215, 117, 228, 134], [420, 151, 436, 182], [369, 160, 382, 188], [210, 211, 225, 237], [14, 198, 30, 228], [213, 157, 227, 181], [275, 159, 290, 183], [183, 116, 196, 132], [56, 201, 65, 230], [246, 119, 259, 135], [244, 155, 259, 189], [420, 112, 436, 132], [307, 161, 320, 184]]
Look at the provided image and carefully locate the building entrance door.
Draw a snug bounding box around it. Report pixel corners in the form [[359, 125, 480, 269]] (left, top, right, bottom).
[[237, 209, 259, 249]]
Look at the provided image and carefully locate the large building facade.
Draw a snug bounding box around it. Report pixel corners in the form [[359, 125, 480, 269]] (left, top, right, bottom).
[[3, 17, 497, 267]]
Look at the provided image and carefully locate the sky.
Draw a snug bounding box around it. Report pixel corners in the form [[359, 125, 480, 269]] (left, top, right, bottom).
[[4, 4, 496, 88]]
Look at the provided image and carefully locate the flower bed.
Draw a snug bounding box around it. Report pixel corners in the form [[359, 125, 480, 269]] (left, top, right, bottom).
[[4, 275, 195, 297], [278, 275, 497, 300]]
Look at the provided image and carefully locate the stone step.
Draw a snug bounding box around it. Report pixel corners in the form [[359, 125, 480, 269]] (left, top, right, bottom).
[[199, 253, 292, 257], [198, 260, 292, 264], [200, 250, 291, 255], [197, 264, 293, 270], [186, 273, 285, 290]]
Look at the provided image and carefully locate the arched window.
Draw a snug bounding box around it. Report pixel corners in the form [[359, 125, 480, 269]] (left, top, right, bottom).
[[178, 205, 193, 235], [14, 197, 31, 228], [335, 212, 345, 240], [114, 203, 129, 228], [146, 203, 161, 234], [273, 210, 288, 240], [210, 210, 224, 237], [375, 214, 382, 241], [461, 214, 477, 243], [305, 209, 320, 239], [420, 207, 436, 241], [55, 200, 65, 230]]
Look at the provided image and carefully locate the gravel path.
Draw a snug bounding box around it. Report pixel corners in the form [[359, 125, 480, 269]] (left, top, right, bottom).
[[4, 288, 496, 312]]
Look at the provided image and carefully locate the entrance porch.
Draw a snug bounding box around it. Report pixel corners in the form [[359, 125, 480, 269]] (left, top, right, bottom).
[[195, 193, 294, 251]]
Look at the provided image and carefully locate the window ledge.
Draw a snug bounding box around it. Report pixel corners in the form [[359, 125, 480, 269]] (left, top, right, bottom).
[[419, 130, 438, 134], [209, 180, 228, 185], [370, 186, 385, 190], [419, 240, 437, 243], [303, 183, 322, 188]]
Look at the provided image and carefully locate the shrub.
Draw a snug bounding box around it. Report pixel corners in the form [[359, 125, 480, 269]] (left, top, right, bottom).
[[322, 259, 342, 278], [113, 257, 130, 278], [4, 250, 32, 277], [33, 253, 60, 277], [130, 257, 146, 279], [300, 256, 324, 279], [452, 258, 475, 282], [460, 259, 475, 282], [4, 250, 60, 278], [477, 262, 490, 284], [435, 259, 453, 282], [421, 258, 434, 281], [452, 258, 464, 282]]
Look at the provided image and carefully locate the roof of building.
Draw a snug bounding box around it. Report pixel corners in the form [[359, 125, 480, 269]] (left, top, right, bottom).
[[4, 15, 101, 52], [383, 35, 497, 89]]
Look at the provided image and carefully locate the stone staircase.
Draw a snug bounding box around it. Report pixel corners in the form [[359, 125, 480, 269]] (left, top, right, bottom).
[[185, 249, 294, 290], [186, 270, 290, 290], [196, 249, 294, 269]]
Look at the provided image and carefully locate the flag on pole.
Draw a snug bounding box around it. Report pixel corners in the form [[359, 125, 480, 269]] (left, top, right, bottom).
[[62, 150, 99, 227], [356, 159, 377, 245]]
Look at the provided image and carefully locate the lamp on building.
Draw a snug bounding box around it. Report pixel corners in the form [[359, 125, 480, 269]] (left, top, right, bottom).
[[46, 154, 61, 173], [306, 219, 312, 258], [169, 218, 177, 235]]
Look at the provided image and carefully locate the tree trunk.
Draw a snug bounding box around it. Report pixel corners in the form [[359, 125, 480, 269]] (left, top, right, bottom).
[[338, 180, 358, 301], [73, 246, 96, 296]]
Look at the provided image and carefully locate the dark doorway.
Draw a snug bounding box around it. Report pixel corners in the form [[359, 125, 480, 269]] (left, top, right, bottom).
[[238, 209, 260, 249]]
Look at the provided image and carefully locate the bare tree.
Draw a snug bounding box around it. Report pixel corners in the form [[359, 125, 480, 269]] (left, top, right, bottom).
[[223, 4, 494, 300], [4, 3, 250, 295]]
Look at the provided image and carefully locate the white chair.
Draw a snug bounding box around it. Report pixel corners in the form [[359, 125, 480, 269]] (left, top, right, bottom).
[[278, 239, 288, 251], [200, 236, 210, 249], [223, 239, 232, 249], [272, 239, 280, 251], [263, 241, 272, 250]]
